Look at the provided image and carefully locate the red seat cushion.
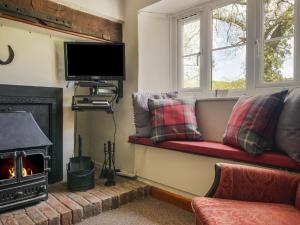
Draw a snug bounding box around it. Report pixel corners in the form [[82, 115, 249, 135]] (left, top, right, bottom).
[[128, 136, 300, 171], [192, 197, 300, 225]]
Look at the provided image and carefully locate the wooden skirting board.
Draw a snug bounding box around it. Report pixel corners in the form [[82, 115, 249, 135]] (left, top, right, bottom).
[[150, 186, 193, 212]]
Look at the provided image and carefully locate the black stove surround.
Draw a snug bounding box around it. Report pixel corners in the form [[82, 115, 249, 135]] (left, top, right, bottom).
[[0, 85, 63, 212]]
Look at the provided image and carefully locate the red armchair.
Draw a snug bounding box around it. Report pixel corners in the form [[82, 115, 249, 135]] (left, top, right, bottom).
[[192, 163, 300, 225]]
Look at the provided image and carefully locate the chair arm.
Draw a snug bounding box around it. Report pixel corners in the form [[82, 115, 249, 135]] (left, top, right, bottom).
[[206, 163, 300, 205], [296, 184, 300, 209]]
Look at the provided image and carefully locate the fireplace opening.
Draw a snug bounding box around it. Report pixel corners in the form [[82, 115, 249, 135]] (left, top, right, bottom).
[[22, 154, 44, 177], [0, 158, 15, 180]]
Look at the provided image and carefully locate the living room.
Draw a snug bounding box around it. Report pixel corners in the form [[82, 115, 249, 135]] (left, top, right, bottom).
[[0, 0, 299, 225]]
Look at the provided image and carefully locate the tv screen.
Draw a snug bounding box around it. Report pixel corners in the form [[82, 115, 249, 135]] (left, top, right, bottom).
[[64, 42, 125, 81]]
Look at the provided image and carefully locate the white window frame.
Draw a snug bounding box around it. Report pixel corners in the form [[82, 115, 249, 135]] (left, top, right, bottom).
[[177, 13, 202, 92], [209, 1, 248, 94], [173, 0, 300, 97], [255, 0, 299, 88]]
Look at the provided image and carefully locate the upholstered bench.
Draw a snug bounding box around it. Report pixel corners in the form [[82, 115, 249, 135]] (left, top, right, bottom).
[[191, 163, 300, 225], [129, 136, 300, 171]]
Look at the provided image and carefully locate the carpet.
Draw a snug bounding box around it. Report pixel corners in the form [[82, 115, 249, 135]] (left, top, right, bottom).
[[78, 197, 195, 225]]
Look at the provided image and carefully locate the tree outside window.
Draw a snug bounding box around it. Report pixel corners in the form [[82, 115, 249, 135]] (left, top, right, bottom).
[[180, 0, 296, 90]]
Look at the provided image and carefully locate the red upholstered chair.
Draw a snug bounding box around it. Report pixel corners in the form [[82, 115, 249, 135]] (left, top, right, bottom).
[[192, 163, 300, 225]]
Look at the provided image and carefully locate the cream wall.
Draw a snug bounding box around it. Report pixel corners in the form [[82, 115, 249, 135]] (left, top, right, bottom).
[[135, 145, 248, 198], [88, 0, 160, 173], [51, 0, 125, 22], [197, 99, 237, 141], [138, 12, 173, 92]]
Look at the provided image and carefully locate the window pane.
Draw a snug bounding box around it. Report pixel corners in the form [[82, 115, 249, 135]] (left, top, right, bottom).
[[182, 55, 200, 88], [182, 20, 200, 55], [263, 37, 294, 82], [264, 0, 294, 40], [212, 45, 246, 90], [212, 0, 247, 49]]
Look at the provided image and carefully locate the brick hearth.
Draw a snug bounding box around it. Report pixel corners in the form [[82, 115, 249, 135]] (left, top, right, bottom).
[[0, 178, 150, 225]]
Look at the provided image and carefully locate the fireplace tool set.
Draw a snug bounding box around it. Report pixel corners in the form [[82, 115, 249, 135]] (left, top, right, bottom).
[[100, 141, 116, 186]]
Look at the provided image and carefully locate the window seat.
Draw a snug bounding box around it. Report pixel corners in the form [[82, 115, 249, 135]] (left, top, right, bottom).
[[128, 136, 300, 171]]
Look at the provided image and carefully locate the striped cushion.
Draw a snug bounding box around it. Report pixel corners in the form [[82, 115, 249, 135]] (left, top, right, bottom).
[[223, 90, 288, 155], [148, 99, 202, 143]]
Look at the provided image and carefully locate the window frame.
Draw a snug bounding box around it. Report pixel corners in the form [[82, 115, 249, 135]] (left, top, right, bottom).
[[177, 13, 202, 92], [174, 0, 300, 97], [255, 0, 299, 88], [210, 1, 248, 92]]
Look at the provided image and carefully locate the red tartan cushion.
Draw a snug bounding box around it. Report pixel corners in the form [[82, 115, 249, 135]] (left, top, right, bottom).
[[148, 99, 202, 143], [223, 90, 288, 155]]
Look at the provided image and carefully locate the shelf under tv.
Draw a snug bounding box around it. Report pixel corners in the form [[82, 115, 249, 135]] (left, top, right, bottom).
[[71, 81, 120, 112]]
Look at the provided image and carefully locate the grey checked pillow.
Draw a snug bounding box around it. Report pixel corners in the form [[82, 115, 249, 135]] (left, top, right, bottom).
[[132, 92, 178, 137]]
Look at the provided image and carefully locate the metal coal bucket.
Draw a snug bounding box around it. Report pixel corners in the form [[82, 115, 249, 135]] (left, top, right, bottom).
[[67, 135, 95, 191]]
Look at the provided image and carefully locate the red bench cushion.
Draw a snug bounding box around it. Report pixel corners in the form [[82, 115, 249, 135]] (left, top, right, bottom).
[[191, 197, 300, 225], [128, 136, 300, 171]]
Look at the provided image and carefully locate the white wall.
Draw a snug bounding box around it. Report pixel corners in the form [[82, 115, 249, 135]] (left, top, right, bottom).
[[88, 0, 161, 173], [51, 0, 125, 22], [138, 12, 172, 92]]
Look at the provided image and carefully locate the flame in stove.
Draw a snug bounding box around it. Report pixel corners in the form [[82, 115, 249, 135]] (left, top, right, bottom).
[[8, 167, 33, 178]]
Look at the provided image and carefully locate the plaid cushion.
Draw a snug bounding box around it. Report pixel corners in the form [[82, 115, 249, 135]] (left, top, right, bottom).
[[148, 98, 202, 143], [223, 90, 288, 155]]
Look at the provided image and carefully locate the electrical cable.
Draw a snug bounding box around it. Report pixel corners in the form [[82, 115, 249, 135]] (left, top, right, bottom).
[[112, 111, 116, 145], [73, 84, 79, 157], [112, 111, 117, 172]]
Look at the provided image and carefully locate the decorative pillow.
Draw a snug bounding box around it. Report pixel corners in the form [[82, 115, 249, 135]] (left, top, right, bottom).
[[223, 90, 288, 155], [148, 98, 202, 143], [276, 88, 300, 163], [132, 92, 178, 137]]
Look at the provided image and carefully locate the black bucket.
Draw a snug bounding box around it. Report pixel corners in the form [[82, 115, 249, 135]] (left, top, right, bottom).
[[67, 135, 95, 191]]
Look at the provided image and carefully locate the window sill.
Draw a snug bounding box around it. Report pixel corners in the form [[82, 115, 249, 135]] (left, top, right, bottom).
[[196, 96, 239, 102], [178, 85, 299, 101]]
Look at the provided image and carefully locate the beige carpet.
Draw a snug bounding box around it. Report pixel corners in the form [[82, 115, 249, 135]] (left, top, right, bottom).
[[78, 197, 195, 225]]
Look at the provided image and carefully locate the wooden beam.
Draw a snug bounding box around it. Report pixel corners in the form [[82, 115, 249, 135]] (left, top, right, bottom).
[[0, 0, 122, 43], [150, 186, 193, 212]]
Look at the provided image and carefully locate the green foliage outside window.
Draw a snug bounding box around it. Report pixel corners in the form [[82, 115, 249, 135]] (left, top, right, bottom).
[[211, 0, 294, 90]]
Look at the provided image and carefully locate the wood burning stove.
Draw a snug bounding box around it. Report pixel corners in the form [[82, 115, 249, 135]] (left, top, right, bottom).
[[0, 111, 52, 212]]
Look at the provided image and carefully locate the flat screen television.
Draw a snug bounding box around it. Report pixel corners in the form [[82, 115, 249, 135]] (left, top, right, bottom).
[[64, 42, 125, 81]]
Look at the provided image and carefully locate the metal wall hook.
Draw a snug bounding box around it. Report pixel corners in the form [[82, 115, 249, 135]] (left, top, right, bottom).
[[0, 45, 14, 65]]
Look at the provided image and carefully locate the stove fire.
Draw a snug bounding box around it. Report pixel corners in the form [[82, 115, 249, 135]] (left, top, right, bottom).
[[8, 167, 33, 179]]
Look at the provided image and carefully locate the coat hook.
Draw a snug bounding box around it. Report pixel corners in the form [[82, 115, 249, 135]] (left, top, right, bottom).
[[0, 45, 14, 65]]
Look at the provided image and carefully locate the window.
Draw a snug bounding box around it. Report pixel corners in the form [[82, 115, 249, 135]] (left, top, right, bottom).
[[179, 17, 201, 89], [262, 0, 295, 83], [212, 1, 247, 90], [176, 0, 299, 94]]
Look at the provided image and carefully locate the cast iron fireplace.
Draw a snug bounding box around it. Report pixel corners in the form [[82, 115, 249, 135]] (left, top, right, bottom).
[[0, 85, 63, 212], [0, 111, 52, 212]]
